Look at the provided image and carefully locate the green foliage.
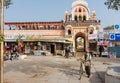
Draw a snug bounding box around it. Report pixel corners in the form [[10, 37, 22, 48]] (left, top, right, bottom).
[[4, 0, 12, 9], [103, 25, 114, 30], [0, 34, 4, 43], [105, 0, 120, 10], [16, 35, 23, 42]]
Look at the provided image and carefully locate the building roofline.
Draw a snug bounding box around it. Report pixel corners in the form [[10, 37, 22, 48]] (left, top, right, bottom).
[[5, 21, 63, 25]]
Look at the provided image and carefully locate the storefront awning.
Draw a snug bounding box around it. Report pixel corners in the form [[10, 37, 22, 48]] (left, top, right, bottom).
[[89, 39, 97, 43], [97, 41, 109, 46], [39, 39, 65, 43], [5, 37, 73, 44]]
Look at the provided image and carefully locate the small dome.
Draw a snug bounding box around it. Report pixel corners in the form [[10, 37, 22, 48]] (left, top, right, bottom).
[[65, 11, 68, 14], [92, 11, 96, 15], [72, 0, 88, 8]]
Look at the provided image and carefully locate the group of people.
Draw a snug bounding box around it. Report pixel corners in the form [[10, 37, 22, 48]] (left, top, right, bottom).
[[4, 45, 19, 61], [65, 46, 74, 58]]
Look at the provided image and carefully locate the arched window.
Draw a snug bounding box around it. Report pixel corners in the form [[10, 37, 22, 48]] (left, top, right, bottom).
[[83, 16, 86, 20], [83, 9, 86, 12], [44, 25, 46, 30], [75, 8, 77, 12], [48, 25, 50, 30], [79, 15, 82, 20], [74, 16, 77, 21], [79, 8, 81, 12], [65, 15, 67, 21], [33, 26, 35, 30], [68, 30, 71, 35]]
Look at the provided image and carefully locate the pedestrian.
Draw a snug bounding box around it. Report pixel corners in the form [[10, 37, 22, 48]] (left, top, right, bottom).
[[10, 46, 19, 60], [99, 46, 104, 57], [68, 47, 73, 58], [65, 47, 70, 58], [82, 49, 92, 78]]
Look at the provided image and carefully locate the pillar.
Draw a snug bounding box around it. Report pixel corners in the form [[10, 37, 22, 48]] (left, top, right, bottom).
[[0, 0, 4, 83]]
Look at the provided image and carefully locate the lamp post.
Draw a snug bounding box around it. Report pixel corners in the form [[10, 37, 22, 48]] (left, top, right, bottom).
[[0, 0, 4, 83]]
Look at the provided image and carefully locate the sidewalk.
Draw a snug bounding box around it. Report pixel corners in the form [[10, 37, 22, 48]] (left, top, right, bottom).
[[4, 56, 110, 83], [92, 57, 120, 83]]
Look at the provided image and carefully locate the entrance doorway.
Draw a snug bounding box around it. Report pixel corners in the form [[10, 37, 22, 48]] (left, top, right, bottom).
[[75, 33, 85, 52], [50, 44, 55, 54]]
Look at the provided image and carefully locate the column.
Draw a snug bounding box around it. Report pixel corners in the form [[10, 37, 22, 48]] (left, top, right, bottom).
[[0, 0, 4, 83]]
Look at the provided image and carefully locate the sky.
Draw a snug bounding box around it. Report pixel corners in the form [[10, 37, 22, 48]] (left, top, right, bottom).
[[4, 0, 120, 29]]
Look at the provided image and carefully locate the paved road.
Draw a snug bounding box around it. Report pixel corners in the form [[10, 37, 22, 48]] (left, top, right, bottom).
[[3, 56, 120, 83]]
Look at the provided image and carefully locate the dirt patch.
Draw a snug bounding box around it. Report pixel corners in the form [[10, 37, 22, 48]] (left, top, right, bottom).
[[30, 74, 39, 78], [30, 72, 48, 78], [103, 62, 111, 65]]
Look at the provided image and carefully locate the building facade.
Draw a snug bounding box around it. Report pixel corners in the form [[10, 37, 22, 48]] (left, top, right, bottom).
[[4, 0, 100, 55]]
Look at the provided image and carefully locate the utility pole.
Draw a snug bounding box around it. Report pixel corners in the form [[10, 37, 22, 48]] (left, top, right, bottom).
[[0, 0, 4, 83]]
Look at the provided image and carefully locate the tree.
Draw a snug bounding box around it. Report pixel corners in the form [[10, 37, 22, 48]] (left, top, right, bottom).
[[16, 35, 24, 54], [104, 0, 120, 10], [0, 0, 12, 83], [103, 25, 114, 30], [4, 0, 12, 9]]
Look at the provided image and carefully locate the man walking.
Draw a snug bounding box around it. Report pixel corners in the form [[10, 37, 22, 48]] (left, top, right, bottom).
[[82, 50, 92, 78]]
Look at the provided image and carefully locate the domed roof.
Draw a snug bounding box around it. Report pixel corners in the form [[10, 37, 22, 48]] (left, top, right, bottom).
[[72, 0, 88, 8]]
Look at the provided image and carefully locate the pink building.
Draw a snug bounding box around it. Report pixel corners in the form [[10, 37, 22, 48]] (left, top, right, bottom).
[[5, 0, 100, 55]]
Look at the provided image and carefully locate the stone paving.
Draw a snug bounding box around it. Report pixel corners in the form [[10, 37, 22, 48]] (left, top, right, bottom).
[[3, 55, 120, 83]]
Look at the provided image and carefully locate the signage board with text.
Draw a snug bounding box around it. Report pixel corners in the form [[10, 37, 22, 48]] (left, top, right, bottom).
[[109, 33, 120, 41]]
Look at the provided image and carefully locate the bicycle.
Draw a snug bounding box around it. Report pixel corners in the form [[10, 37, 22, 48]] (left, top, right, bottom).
[[78, 58, 84, 80]]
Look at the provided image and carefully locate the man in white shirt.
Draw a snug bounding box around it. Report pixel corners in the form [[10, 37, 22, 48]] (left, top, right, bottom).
[[82, 50, 92, 78]]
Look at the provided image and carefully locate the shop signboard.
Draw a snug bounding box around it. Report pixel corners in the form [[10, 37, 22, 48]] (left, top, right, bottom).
[[109, 33, 120, 41], [97, 38, 109, 46], [4, 34, 42, 41], [115, 34, 120, 41], [88, 34, 97, 40], [109, 33, 115, 40], [114, 24, 120, 30]]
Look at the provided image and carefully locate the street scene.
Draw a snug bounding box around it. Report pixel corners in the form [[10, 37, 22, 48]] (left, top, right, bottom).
[[0, 0, 120, 83]]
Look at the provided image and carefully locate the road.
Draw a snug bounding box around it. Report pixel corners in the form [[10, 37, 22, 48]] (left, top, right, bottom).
[[3, 55, 120, 83]]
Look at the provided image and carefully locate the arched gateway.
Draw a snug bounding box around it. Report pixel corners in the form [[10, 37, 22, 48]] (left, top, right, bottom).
[[65, 23, 89, 53], [75, 32, 86, 52]]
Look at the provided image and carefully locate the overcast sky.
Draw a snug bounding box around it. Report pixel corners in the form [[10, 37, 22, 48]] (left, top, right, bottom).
[[4, 0, 120, 29]]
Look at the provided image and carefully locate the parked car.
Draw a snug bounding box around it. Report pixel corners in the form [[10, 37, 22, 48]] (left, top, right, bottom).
[[101, 51, 109, 57]]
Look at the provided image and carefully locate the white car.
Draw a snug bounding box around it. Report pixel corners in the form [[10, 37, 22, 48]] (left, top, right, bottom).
[[101, 51, 109, 57]]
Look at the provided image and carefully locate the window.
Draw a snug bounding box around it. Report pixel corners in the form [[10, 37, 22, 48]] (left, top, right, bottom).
[[68, 30, 71, 35], [75, 9, 77, 12], [83, 9, 86, 12], [79, 16, 82, 20], [74, 16, 77, 21], [83, 16, 86, 20], [48, 25, 50, 30], [79, 8, 81, 12]]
